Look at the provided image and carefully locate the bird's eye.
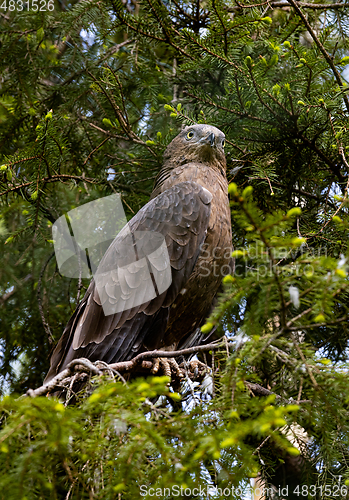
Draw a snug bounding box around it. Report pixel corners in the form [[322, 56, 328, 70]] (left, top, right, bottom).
[[222, 139, 225, 147], [187, 131, 194, 139]]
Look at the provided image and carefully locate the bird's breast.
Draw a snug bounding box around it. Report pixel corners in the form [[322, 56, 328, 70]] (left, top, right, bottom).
[[161, 163, 232, 347]]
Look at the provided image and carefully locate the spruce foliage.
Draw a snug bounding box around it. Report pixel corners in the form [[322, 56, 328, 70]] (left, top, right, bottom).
[[1, 0, 349, 497]]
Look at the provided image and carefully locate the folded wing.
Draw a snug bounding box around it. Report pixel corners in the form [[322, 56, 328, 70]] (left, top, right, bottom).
[[44, 181, 212, 382]]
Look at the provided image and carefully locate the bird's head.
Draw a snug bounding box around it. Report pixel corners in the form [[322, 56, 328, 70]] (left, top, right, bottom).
[[163, 124, 226, 173]]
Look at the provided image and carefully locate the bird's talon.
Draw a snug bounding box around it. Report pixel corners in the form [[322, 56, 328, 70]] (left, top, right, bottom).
[[159, 358, 172, 378], [152, 358, 185, 380], [168, 358, 185, 379], [151, 357, 160, 374], [189, 360, 208, 373], [179, 360, 209, 378]]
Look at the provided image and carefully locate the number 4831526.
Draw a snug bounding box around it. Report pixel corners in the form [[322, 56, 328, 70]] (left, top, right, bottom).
[[0, 0, 54, 10]]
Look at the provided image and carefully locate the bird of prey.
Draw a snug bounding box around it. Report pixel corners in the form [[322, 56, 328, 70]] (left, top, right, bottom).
[[44, 124, 232, 383]]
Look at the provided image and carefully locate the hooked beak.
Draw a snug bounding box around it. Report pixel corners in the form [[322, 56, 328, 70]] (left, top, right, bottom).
[[207, 133, 215, 147], [200, 133, 215, 147]]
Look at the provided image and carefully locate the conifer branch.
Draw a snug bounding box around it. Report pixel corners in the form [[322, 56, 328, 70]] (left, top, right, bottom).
[[299, 135, 346, 186], [0, 274, 32, 306], [174, 27, 243, 72], [252, 179, 336, 207], [183, 90, 268, 123], [236, 199, 288, 328], [87, 121, 158, 157], [287, 0, 349, 113], [245, 382, 310, 403], [247, 67, 289, 126], [37, 252, 55, 345], [0, 174, 151, 198], [110, 0, 195, 60], [212, 0, 228, 55], [228, 1, 347, 10], [83, 137, 110, 166], [287, 315, 349, 330], [144, 0, 172, 43]]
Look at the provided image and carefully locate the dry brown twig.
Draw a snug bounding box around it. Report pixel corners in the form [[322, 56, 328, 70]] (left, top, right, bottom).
[[228, 1, 347, 11], [24, 339, 315, 408], [26, 341, 227, 398]]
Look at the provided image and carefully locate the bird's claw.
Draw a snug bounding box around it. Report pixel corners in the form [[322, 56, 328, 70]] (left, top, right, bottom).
[[188, 360, 208, 373], [151, 357, 160, 374], [151, 357, 184, 380], [179, 359, 209, 378], [167, 358, 185, 379]]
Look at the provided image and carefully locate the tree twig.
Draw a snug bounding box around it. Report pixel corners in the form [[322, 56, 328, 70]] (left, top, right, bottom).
[[37, 252, 55, 345], [287, 0, 349, 113], [228, 1, 348, 11], [26, 341, 226, 397]]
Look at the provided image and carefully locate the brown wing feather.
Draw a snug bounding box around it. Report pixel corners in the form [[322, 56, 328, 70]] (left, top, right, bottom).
[[44, 181, 212, 382]]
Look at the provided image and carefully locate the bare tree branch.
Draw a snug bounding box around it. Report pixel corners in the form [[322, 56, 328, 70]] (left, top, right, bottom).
[[228, 1, 348, 11], [26, 341, 226, 397]]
